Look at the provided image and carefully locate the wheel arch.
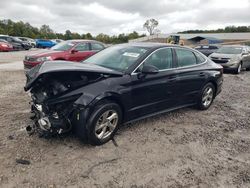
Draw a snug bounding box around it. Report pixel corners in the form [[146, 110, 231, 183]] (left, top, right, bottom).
[[205, 79, 217, 98], [88, 92, 125, 122]]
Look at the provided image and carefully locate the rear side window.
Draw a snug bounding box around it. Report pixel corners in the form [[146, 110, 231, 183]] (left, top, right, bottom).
[[143, 48, 173, 70], [175, 48, 197, 67], [91, 43, 104, 51]]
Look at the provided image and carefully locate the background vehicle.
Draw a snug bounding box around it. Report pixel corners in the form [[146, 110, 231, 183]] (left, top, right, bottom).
[[51, 39, 64, 43], [209, 45, 250, 74], [25, 43, 223, 145], [194, 45, 220, 56], [17, 37, 36, 47], [23, 40, 105, 70], [0, 35, 32, 50], [0, 39, 13, 52], [35, 39, 56, 48]]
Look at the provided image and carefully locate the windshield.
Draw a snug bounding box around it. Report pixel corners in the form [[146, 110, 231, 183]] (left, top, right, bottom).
[[13, 37, 22, 42], [51, 41, 75, 51], [216, 46, 242, 54], [83, 45, 149, 72]]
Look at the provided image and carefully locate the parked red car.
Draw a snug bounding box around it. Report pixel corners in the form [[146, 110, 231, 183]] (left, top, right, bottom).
[[0, 39, 13, 52], [23, 40, 105, 70]]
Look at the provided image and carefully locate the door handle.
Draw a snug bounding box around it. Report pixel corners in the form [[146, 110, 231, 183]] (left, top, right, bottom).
[[167, 76, 177, 82], [199, 72, 205, 77]]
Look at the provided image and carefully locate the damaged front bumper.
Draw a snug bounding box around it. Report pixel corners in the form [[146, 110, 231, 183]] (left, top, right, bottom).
[[26, 102, 74, 137]]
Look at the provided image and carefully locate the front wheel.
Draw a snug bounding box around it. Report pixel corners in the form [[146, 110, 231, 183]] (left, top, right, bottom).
[[197, 83, 215, 110], [234, 63, 242, 74], [86, 101, 122, 145]]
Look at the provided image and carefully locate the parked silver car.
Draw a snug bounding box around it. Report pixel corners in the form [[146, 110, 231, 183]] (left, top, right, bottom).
[[209, 45, 250, 74], [17, 37, 36, 48]]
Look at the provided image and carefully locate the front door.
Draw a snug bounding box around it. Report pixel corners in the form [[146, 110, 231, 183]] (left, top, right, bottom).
[[68, 43, 94, 61], [127, 48, 178, 119]]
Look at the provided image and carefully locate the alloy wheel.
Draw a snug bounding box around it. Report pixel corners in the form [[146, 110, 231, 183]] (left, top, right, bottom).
[[237, 64, 242, 74], [202, 86, 214, 107], [95, 110, 118, 140]]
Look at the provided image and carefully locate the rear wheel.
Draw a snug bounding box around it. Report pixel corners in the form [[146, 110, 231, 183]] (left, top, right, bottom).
[[197, 83, 215, 110]]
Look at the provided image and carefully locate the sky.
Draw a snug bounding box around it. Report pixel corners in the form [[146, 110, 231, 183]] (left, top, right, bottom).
[[0, 0, 250, 35]]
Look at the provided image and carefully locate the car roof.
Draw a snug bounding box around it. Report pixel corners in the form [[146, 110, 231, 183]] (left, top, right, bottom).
[[117, 42, 194, 51], [66, 39, 104, 44]]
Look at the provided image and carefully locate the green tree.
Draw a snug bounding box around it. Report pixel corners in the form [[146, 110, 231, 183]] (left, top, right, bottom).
[[143, 19, 159, 35]]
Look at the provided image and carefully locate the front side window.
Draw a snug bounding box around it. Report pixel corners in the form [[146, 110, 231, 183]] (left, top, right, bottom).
[[75, 43, 89, 51], [51, 41, 75, 51], [143, 48, 173, 70], [175, 48, 197, 67]]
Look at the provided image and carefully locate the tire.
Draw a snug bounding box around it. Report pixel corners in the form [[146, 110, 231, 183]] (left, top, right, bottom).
[[234, 63, 242, 74], [83, 100, 122, 145], [246, 67, 250, 71], [197, 83, 215, 110]]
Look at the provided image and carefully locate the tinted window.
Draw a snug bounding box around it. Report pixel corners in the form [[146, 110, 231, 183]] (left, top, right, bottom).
[[143, 48, 173, 70], [92, 43, 104, 50], [175, 48, 197, 67], [75, 43, 89, 51], [209, 46, 218, 49], [194, 51, 206, 64]]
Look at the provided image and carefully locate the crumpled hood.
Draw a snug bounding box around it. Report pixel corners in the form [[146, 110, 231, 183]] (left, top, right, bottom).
[[24, 61, 123, 91], [210, 53, 240, 59]]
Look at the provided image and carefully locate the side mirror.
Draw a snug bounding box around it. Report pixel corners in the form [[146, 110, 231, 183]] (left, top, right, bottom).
[[141, 65, 159, 74], [71, 49, 78, 54]]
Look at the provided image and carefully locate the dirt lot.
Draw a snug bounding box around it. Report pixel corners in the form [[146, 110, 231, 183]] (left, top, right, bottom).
[[0, 51, 250, 188]]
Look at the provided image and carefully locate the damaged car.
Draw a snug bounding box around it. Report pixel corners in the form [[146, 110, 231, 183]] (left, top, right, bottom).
[[25, 43, 223, 145]]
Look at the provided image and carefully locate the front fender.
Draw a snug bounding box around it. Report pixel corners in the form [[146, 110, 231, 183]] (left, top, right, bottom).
[[74, 92, 121, 108]]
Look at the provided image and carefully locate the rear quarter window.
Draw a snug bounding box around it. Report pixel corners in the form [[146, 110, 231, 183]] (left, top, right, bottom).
[[194, 51, 206, 64]]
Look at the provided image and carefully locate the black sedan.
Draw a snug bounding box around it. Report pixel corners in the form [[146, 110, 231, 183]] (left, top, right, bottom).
[[25, 43, 223, 145], [194, 45, 220, 56]]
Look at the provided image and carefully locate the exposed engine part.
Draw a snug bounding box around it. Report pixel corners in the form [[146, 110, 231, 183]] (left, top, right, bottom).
[[38, 117, 51, 131], [27, 101, 73, 137]]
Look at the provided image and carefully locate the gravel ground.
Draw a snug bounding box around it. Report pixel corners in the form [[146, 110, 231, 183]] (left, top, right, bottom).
[[0, 49, 41, 64], [0, 52, 250, 188]]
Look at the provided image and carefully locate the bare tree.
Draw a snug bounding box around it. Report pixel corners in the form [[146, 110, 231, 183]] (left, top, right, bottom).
[[143, 19, 159, 35]]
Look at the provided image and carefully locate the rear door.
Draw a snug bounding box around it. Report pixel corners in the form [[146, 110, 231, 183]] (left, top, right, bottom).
[[173, 48, 207, 105], [68, 42, 92, 61]]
